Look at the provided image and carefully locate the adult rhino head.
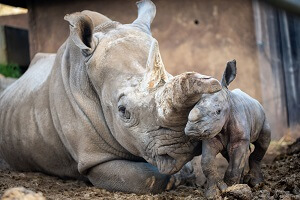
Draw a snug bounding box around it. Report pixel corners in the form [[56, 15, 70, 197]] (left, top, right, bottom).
[[65, 1, 220, 173], [0, 0, 221, 194], [63, 0, 222, 189]]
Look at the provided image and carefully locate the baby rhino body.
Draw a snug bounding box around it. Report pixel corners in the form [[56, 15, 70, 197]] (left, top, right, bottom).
[[185, 60, 271, 198]]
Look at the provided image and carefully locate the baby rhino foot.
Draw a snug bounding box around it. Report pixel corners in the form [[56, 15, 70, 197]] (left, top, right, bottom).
[[244, 170, 264, 187], [205, 181, 227, 199]]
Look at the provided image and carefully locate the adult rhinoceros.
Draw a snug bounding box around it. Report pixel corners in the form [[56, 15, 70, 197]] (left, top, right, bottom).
[[0, 0, 221, 194]]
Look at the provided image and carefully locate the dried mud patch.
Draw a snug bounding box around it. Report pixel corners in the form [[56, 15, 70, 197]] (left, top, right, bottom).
[[0, 139, 299, 199]]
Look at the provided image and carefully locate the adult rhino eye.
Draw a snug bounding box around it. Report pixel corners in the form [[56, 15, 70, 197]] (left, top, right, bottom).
[[118, 105, 131, 119], [216, 109, 221, 115], [118, 105, 126, 114]]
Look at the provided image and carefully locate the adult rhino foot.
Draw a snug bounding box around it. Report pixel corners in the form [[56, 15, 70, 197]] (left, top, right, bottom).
[[164, 173, 196, 191], [165, 175, 176, 191], [173, 162, 196, 187]]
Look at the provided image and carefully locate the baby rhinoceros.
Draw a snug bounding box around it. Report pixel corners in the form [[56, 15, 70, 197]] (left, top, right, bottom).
[[185, 60, 271, 199]]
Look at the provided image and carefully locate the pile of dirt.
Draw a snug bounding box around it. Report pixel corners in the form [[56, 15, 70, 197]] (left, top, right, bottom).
[[252, 138, 300, 200], [0, 139, 299, 199]]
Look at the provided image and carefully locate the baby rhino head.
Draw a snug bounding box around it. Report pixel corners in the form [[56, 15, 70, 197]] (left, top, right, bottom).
[[184, 91, 230, 139], [184, 60, 237, 139]]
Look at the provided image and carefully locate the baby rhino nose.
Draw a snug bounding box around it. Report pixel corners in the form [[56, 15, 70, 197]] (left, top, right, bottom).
[[188, 107, 201, 123]]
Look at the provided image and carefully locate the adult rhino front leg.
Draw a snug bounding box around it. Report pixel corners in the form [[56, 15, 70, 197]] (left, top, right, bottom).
[[88, 161, 173, 194]]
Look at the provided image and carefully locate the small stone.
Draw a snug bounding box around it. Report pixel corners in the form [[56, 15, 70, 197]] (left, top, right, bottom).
[[222, 184, 252, 200], [1, 187, 46, 200], [83, 193, 90, 198]]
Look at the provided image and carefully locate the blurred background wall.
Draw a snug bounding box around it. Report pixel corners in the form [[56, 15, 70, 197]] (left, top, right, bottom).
[[0, 0, 299, 140]]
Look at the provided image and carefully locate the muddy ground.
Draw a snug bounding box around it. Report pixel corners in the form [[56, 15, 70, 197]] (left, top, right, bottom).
[[0, 138, 299, 200]]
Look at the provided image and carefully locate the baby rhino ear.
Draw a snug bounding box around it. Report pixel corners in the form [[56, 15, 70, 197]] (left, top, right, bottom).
[[64, 12, 95, 56], [221, 60, 237, 88]]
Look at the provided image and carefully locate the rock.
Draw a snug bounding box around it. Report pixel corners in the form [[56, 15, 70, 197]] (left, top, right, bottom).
[[1, 187, 46, 200], [222, 184, 252, 200]]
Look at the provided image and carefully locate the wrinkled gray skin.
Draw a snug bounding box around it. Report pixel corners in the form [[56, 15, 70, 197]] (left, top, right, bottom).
[[185, 60, 271, 198], [0, 0, 222, 194]]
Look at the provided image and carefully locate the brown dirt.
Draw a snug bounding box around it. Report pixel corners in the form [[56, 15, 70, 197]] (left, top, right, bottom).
[[251, 138, 300, 200], [0, 138, 299, 200]]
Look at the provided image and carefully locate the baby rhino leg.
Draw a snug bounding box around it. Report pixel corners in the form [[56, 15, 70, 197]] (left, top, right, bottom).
[[202, 138, 227, 199], [244, 121, 271, 187], [224, 139, 249, 186]]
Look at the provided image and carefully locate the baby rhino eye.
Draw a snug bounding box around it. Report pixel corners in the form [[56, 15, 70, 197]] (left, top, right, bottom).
[[216, 109, 221, 115]]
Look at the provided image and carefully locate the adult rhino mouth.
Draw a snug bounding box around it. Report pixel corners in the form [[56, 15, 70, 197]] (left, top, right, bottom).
[[155, 154, 177, 174], [144, 127, 199, 175]]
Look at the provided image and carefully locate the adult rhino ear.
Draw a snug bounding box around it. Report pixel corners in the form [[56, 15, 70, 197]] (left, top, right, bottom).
[[81, 10, 111, 27], [64, 12, 95, 56], [221, 59, 237, 88], [132, 0, 156, 35]]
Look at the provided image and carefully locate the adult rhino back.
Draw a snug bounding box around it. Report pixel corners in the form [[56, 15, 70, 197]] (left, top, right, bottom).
[[0, 53, 81, 177], [0, 76, 16, 94]]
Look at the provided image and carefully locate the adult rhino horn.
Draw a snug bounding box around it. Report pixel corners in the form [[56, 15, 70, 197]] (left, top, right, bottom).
[[141, 39, 169, 90], [155, 73, 222, 128], [132, 0, 156, 35]]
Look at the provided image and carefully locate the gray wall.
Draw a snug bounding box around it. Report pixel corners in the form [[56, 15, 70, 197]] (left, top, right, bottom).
[[28, 0, 261, 98]]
